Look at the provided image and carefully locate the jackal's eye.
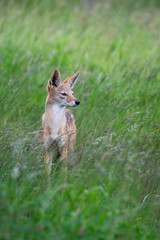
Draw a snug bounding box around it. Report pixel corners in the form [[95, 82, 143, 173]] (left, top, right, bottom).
[[61, 92, 67, 96]]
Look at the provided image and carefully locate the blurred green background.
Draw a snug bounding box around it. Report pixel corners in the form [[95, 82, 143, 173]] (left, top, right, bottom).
[[0, 0, 160, 239]]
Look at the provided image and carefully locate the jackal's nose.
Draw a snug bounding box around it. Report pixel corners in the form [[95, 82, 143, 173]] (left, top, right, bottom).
[[75, 100, 80, 105]]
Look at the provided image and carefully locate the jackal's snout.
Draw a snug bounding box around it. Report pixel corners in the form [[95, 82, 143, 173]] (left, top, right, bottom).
[[75, 100, 80, 106], [67, 98, 80, 107]]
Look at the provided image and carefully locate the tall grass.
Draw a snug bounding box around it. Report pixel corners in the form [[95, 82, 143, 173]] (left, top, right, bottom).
[[0, 0, 160, 239]]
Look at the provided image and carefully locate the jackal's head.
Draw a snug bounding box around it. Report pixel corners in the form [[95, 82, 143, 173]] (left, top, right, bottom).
[[46, 69, 80, 107]]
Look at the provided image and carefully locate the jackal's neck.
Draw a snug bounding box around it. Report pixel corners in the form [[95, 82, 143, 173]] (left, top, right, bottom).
[[45, 102, 65, 118]]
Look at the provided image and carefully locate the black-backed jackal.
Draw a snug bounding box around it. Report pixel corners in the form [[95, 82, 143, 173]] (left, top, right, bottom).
[[41, 69, 80, 174]]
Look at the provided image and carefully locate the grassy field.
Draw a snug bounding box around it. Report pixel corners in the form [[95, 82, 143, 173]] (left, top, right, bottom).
[[0, 0, 160, 239]]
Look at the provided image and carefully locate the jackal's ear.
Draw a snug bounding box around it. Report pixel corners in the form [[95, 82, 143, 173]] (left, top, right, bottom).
[[63, 70, 80, 88], [49, 69, 61, 88]]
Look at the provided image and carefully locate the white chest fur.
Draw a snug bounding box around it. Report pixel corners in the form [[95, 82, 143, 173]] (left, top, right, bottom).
[[51, 104, 65, 128], [46, 104, 65, 134], [42, 104, 66, 149]]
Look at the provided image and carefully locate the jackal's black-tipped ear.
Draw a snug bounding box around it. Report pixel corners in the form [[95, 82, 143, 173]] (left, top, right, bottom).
[[49, 69, 61, 88], [63, 70, 80, 88]]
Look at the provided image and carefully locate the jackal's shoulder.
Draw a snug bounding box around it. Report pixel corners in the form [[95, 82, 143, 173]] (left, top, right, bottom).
[[65, 109, 75, 125]]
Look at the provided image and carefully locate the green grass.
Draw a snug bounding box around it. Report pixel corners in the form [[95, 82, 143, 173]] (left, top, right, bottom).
[[0, 0, 160, 239]]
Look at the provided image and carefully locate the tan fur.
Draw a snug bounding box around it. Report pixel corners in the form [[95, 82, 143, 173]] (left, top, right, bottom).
[[41, 69, 80, 175]]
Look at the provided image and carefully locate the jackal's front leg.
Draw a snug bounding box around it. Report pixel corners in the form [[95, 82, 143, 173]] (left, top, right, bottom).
[[61, 145, 68, 160], [43, 136, 56, 176], [60, 144, 68, 183], [43, 136, 54, 150], [44, 151, 53, 176]]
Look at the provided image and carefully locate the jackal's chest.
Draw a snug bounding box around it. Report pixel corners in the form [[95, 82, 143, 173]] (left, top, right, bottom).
[[42, 105, 67, 144], [49, 118, 66, 148]]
